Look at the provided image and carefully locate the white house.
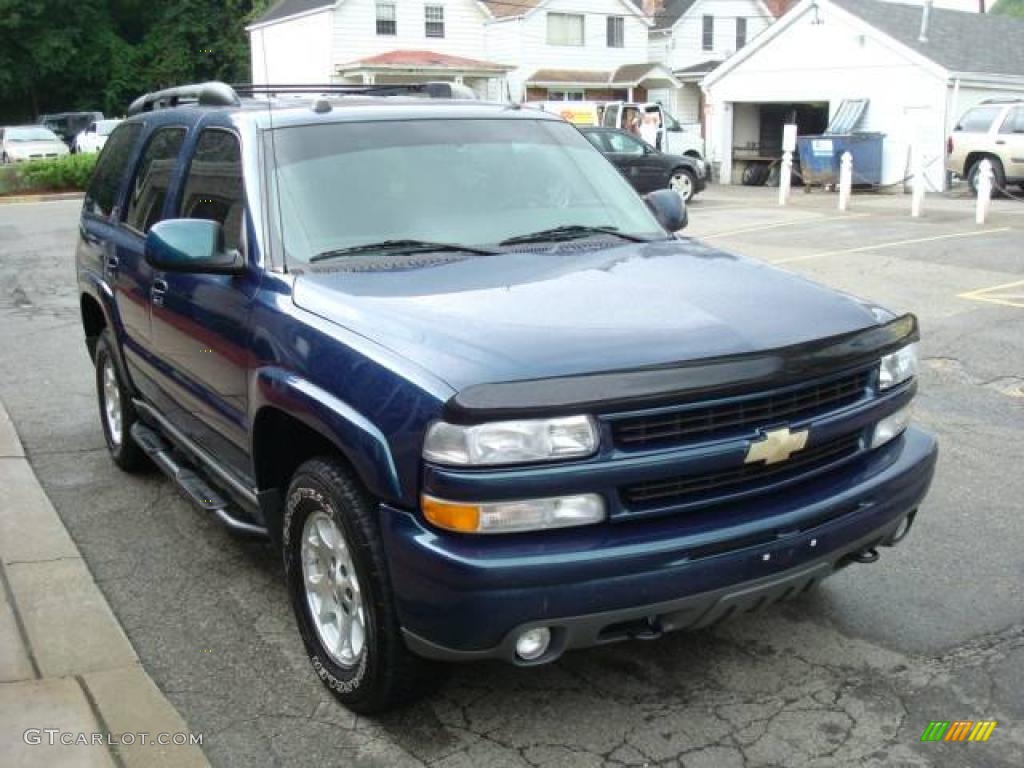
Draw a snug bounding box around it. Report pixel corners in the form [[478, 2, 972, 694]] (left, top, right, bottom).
[[485, 0, 679, 103], [247, 0, 683, 104], [248, 0, 514, 99], [702, 0, 1024, 189], [647, 0, 779, 123]]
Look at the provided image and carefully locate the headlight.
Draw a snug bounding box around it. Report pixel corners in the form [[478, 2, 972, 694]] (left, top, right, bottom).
[[871, 405, 912, 449], [878, 343, 918, 390], [423, 415, 598, 466], [422, 493, 606, 534]]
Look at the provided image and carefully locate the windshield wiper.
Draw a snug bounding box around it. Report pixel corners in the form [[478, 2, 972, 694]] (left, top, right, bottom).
[[310, 239, 499, 263], [499, 225, 654, 246]]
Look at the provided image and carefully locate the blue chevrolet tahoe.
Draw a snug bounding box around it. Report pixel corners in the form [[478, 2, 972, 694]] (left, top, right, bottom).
[[77, 82, 937, 713]]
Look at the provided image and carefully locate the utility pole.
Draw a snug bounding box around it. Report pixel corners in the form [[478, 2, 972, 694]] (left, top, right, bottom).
[[979, 0, 985, 12]]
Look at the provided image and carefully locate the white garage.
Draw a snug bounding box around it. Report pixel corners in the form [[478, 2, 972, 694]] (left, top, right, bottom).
[[702, 0, 1024, 190]]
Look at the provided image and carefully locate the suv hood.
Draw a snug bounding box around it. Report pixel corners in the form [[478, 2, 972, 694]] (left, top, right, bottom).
[[292, 239, 883, 392]]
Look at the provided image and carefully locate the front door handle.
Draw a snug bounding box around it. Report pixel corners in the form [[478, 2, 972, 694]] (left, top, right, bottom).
[[996, 140, 1007, 145], [151, 278, 168, 306]]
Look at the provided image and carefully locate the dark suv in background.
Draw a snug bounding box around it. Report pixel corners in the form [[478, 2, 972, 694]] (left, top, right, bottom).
[[42, 110, 104, 148], [77, 81, 937, 713]]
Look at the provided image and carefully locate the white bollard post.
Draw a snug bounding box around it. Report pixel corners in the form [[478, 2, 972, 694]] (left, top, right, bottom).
[[838, 152, 853, 212], [779, 151, 792, 206], [976, 158, 993, 225], [911, 143, 926, 218]]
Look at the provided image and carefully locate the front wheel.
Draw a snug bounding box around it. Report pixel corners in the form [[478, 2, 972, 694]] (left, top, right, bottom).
[[668, 168, 697, 202], [283, 457, 444, 713]]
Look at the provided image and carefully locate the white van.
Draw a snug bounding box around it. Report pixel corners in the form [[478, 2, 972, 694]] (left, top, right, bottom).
[[602, 102, 704, 160]]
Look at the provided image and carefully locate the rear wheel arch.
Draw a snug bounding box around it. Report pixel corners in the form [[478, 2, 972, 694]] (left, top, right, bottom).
[[81, 293, 107, 361]]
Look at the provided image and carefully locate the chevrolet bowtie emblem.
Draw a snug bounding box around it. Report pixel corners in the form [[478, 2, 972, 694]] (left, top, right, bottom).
[[745, 427, 809, 465]]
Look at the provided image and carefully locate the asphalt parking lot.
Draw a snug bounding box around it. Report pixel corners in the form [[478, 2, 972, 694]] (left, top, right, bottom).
[[0, 188, 1021, 767]]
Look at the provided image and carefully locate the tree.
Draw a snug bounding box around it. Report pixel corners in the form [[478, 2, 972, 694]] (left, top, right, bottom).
[[993, 0, 1024, 15], [0, 1, 269, 122]]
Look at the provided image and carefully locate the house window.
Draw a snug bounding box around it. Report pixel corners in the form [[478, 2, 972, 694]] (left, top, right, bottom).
[[702, 15, 714, 51], [736, 17, 747, 49], [548, 13, 584, 46], [425, 5, 445, 38], [549, 90, 585, 102], [376, 2, 396, 36], [607, 16, 624, 48]]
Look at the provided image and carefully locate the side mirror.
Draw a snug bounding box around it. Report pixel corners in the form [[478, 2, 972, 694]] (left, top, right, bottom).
[[644, 189, 688, 232], [145, 219, 243, 275]]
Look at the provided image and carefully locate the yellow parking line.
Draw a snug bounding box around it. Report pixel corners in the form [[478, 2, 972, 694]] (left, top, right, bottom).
[[771, 227, 1013, 265], [703, 213, 871, 239], [958, 278, 1024, 309]]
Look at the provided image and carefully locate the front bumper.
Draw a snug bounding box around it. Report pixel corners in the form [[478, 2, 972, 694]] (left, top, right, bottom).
[[380, 427, 937, 664]]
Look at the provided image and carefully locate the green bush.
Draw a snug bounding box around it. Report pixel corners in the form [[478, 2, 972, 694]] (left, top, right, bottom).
[[13, 153, 99, 194]]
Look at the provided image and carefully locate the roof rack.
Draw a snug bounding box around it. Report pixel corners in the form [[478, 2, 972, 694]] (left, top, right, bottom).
[[127, 82, 241, 116], [127, 80, 477, 115]]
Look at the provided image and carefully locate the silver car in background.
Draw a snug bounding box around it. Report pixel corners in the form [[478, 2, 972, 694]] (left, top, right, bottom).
[[0, 126, 70, 164]]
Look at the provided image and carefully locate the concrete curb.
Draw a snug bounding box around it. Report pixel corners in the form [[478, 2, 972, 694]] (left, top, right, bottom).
[[0, 192, 84, 205], [0, 400, 210, 768]]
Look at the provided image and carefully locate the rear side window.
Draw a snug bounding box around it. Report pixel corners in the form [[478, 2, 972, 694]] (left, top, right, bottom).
[[85, 123, 142, 218], [124, 127, 187, 233], [999, 107, 1024, 134], [180, 130, 245, 252], [955, 106, 1001, 132]]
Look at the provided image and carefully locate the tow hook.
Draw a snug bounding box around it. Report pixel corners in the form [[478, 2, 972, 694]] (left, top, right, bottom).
[[849, 547, 880, 564]]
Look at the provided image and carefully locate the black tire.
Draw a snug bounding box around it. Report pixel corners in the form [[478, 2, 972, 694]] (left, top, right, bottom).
[[283, 457, 445, 713], [94, 330, 148, 472], [668, 167, 697, 202], [967, 156, 1006, 197]]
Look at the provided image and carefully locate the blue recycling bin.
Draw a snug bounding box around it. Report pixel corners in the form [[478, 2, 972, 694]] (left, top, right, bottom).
[[797, 133, 885, 186]]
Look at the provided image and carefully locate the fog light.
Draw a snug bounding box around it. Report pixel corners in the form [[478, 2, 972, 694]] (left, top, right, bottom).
[[515, 627, 551, 661], [871, 404, 912, 449]]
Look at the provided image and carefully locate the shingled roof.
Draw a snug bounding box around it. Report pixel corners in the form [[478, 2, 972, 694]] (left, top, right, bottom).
[[482, 0, 543, 18], [251, 0, 333, 26], [831, 0, 1024, 77]]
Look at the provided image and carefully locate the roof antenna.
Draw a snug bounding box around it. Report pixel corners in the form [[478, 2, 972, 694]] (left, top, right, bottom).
[[260, 28, 290, 274], [918, 0, 933, 44]]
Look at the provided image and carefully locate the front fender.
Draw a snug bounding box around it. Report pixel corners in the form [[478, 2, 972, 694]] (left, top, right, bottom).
[[250, 367, 402, 502]]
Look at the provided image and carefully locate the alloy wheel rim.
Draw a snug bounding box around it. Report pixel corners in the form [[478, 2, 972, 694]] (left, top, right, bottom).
[[670, 173, 693, 200], [301, 511, 366, 668], [102, 358, 123, 447]]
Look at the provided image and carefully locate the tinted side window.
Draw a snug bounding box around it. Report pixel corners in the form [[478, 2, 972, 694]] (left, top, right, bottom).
[[85, 123, 142, 218], [955, 106, 1001, 132], [180, 130, 244, 252], [607, 132, 645, 155], [124, 127, 187, 233]]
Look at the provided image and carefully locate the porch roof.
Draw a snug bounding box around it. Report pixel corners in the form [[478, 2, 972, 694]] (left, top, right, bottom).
[[337, 50, 513, 75], [527, 63, 680, 89]]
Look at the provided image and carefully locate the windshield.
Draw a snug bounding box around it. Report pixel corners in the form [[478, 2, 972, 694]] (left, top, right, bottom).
[[268, 118, 664, 264], [8, 127, 61, 142], [96, 120, 120, 136]]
